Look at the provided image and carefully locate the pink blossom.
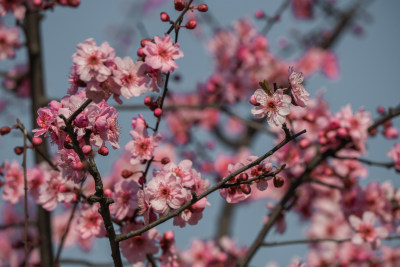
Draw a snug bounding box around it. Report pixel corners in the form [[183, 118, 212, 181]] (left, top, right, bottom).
[[113, 57, 150, 98], [57, 149, 87, 184], [0, 0, 26, 19], [173, 197, 208, 228], [292, 0, 314, 19], [219, 163, 251, 203], [2, 160, 24, 204], [321, 51, 339, 79], [251, 88, 292, 127], [27, 166, 46, 201], [120, 222, 160, 264], [181, 239, 227, 266], [125, 124, 162, 164], [72, 38, 115, 83], [143, 34, 184, 72], [0, 24, 21, 60], [289, 66, 309, 107], [2, 64, 30, 98], [349, 211, 388, 248], [110, 179, 139, 221], [388, 143, 400, 172], [85, 76, 122, 104], [77, 203, 106, 239], [157, 159, 195, 187], [146, 173, 190, 214]]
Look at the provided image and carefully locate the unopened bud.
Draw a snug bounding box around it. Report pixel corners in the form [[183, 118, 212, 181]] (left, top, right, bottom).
[[154, 108, 163, 118], [174, 0, 185, 11], [299, 139, 310, 149], [273, 176, 284, 188], [121, 169, 133, 178], [185, 20, 197, 30], [81, 145, 92, 155], [161, 157, 170, 165], [238, 172, 248, 181], [0, 126, 11, 135], [160, 12, 170, 22], [137, 48, 145, 58], [254, 10, 264, 19], [98, 146, 109, 156], [197, 4, 208, 12], [75, 161, 83, 170], [241, 184, 251, 195], [249, 95, 260, 106], [14, 146, 24, 155], [377, 106, 385, 114], [139, 176, 146, 185], [32, 137, 43, 146], [141, 38, 152, 47]]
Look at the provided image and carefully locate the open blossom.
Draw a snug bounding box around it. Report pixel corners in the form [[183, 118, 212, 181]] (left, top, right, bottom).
[[125, 119, 162, 164], [349, 211, 388, 248], [120, 222, 160, 264], [2, 64, 30, 98], [57, 149, 87, 184], [77, 203, 106, 239], [113, 57, 149, 98], [388, 143, 400, 172], [146, 173, 190, 214], [110, 179, 140, 221], [0, 24, 21, 60], [289, 66, 309, 107], [143, 34, 183, 72], [251, 88, 291, 127], [72, 38, 115, 83], [2, 160, 24, 204]]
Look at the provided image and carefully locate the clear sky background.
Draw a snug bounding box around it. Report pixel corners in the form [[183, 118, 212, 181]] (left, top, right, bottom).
[[1, 0, 400, 266]]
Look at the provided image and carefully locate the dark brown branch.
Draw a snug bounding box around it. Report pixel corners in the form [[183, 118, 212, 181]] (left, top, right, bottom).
[[306, 178, 344, 190], [116, 129, 306, 243], [368, 104, 400, 133], [262, 235, 400, 247], [333, 155, 395, 169]]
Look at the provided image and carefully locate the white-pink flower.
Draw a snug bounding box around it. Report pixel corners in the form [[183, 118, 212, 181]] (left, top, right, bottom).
[[110, 179, 139, 221], [349, 211, 388, 248], [113, 57, 150, 98], [125, 126, 162, 164], [146, 173, 190, 214], [251, 88, 291, 127], [2, 160, 24, 204], [120, 222, 160, 264], [77, 203, 106, 239], [143, 34, 184, 72], [388, 143, 400, 172], [0, 24, 21, 60], [289, 66, 309, 107], [72, 38, 115, 83]]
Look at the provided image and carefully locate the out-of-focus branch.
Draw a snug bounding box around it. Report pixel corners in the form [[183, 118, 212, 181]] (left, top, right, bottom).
[[333, 155, 395, 169]]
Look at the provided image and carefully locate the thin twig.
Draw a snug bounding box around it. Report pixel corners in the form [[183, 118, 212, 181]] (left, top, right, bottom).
[[333, 155, 394, 169], [307, 178, 344, 190]]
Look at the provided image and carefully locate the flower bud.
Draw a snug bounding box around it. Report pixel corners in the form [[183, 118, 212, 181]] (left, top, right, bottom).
[[241, 184, 251, 195], [185, 20, 197, 30], [161, 157, 170, 165], [273, 176, 284, 188], [141, 38, 152, 47], [174, 0, 185, 11], [254, 10, 264, 19], [32, 137, 43, 146], [0, 126, 11, 135], [74, 161, 84, 170], [249, 95, 260, 106], [139, 176, 146, 185], [154, 108, 163, 118], [14, 146, 24, 155], [82, 145, 92, 155], [144, 96, 153, 106], [98, 146, 109, 156], [137, 48, 145, 58], [197, 4, 208, 12], [160, 12, 170, 22], [299, 139, 310, 149], [121, 169, 133, 178], [238, 172, 248, 181]]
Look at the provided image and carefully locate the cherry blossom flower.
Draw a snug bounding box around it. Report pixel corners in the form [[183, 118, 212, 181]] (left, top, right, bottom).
[[251, 88, 291, 127], [77, 203, 106, 239], [57, 149, 87, 184], [289, 66, 309, 107], [146, 173, 190, 214], [2, 64, 30, 98], [388, 143, 400, 172], [120, 222, 160, 264], [113, 57, 149, 98], [0, 0, 26, 19], [349, 211, 388, 248], [0, 24, 21, 60], [143, 34, 184, 72], [2, 160, 24, 204], [110, 179, 139, 221], [72, 38, 115, 83], [181, 239, 227, 266]]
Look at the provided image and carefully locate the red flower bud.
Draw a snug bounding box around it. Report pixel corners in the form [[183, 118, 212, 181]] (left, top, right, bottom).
[[273, 176, 284, 188], [174, 0, 185, 11], [32, 137, 43, 146], [197, 4, 208, 12], [14, 146, 24, 155], [160, 12, 170, 22], [185, 20, 197, 30], [161, 157, 170, 165], [0, 126, 11, 135], [154, 108, 163, 118], [98, 146, 109, 156], [82, 145, 92, 155], [121, 169, 133, 178], [137, 48, 145, 58], [144, 96, 153, 106]]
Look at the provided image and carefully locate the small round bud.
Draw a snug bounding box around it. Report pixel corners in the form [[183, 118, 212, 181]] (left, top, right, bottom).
[[0, 126, 11, 135], [273, 176, 284, 188], [185, 20, 197, 30], [14, 146, 24, 155], [377, 106, 385, 114], [98, 146, 109, 156], [144, 96, 152, 106], [238, 173, 248, 181], [164, 231, 174, 240], [254, 10, 264, 19], [32, 137, 43, 146], [197, 4, 208, 12], [154, 108, 163, 118], [104, 188, 113, 198], [68, 0, 80, 7], [241, 184, 251, 195], [139, 176, 146, 185], [174, 0, 185, 11], [33, 0, 42, 6], [299, 139, 310, 149], [75, 161, 83, 170], [141, 38, 152, 47], [227, 187, 236, 195], [137, 48, 145, 58], [121, 169, 133, 178], [82, 145, 92, 155], [160, 12, 170, 22], [161, 157, 170, 165], [383, 120, 392, 128], [274, 14, 280, 21], [58, 184, 68, 193], [337, 127, 348, 138]]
